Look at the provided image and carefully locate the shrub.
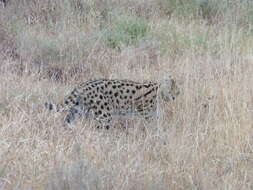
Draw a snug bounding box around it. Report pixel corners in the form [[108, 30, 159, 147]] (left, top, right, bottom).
[[156, 0, 253, 25], [15, 23, 96, 64], [157, 0, 200, 18], [103, 14, 149, 50]]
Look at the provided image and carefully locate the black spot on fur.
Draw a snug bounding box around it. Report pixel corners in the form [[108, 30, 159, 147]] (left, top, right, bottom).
[[66, 118, 71, 123], [112, 85, 116, 89], [132, 90, 136, 94], [46, 103, 53, 110], [114, 92, 118, 97], [99, 95, 103, 99], [144, 84, 152, 88], [71, 91, 77, 97], [135, 88, 156, 101], [69, 96, 75, 103]]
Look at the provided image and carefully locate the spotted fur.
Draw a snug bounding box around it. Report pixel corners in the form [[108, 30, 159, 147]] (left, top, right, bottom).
[[45, 77, 179, 129]]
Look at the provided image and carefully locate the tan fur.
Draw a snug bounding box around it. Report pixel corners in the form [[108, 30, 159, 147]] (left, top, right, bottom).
[[45, 78, 179, 128]]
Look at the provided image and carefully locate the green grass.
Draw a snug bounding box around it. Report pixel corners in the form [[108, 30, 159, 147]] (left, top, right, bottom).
[[103, 14, 149, 50]]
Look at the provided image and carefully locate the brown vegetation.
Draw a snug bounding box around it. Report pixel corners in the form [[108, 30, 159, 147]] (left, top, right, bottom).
[[0, 0, 252, 189]]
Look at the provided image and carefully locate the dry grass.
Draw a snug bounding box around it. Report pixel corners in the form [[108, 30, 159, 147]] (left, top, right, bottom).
[[0, 0, 253, 189]]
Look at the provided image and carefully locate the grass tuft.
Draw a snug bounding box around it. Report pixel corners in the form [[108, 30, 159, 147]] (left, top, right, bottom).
[[103, 13, 149, 50]]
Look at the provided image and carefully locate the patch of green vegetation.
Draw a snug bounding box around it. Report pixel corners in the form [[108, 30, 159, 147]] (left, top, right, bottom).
[[157, 23, 211, 57], [157, 0, 253, 25], [158, 18, 253, 58], [14, 23, 94, 64], [103, 14, 149, 50], [0, 103, 10, 116], [16, 26, 62, 63], [157, 0, 200, 18]]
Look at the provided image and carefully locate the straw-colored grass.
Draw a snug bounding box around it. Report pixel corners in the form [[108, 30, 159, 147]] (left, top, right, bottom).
[[0, 0, 252, 189]]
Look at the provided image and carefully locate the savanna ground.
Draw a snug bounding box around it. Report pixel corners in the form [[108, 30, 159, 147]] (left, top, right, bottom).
[[0, 0, 253, 189]]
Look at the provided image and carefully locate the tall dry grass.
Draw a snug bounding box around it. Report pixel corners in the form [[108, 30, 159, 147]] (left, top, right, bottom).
[[0, 0, 253, 189]]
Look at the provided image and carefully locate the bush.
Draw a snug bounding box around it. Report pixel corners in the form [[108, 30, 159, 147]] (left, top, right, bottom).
[[103, 14, 149, 50], [156, 0, 253, 25], [15, 23, 97, 65], [157, 0, 199, 18]]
